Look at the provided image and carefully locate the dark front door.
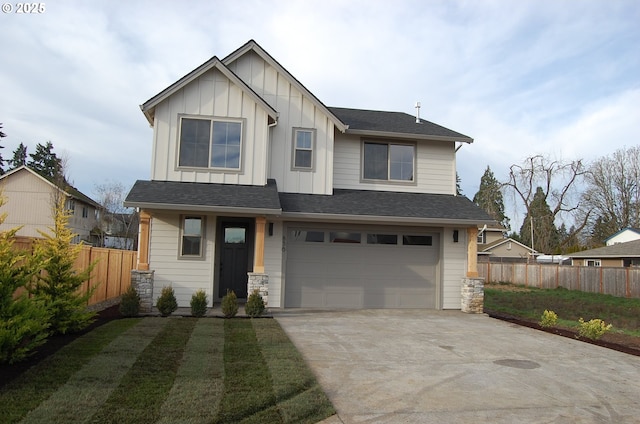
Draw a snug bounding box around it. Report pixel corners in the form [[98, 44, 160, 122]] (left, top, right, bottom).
[[219, 222, 251, 298]]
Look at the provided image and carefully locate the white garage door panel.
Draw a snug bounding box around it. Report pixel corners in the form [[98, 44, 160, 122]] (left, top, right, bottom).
[[285, 228, 439, 308]]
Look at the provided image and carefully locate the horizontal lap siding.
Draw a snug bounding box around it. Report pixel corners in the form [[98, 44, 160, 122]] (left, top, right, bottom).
[[149, 213, 215, 307], [333, 135, 456, 194], [442, 228, 466, 309], [264, 221, 283, 307]]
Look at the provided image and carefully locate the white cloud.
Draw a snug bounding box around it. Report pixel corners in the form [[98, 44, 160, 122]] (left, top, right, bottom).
[[0, 0, 638, 219]]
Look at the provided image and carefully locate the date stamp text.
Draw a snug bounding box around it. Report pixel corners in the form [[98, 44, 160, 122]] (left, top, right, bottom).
[[2, 3, 46, 13]]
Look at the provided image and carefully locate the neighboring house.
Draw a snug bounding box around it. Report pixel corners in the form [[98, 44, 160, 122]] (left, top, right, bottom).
[[478, 237, 537, 262], [605, 228, 640, 246], [97, 211, 139, 250], [568, 239, 640, 268], [476, 224, 505, 246], [0, 165, 100, 243], [124, 40, 494, 309]]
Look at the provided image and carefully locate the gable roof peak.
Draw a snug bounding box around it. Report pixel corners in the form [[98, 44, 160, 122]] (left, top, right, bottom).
[[140, 53, 277, 126]]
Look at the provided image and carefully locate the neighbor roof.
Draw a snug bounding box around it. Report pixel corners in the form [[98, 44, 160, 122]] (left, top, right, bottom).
[[124, 179, 282, 215], [0, 166, 101, 209], [279, 189, 494, 225], [604, 227, 640, 243], [568, 239, 640, 258], [329, 107, 473, 143]]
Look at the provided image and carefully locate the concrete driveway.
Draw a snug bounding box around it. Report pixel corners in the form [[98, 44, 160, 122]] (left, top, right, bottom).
[[274, 310, 640, 424]]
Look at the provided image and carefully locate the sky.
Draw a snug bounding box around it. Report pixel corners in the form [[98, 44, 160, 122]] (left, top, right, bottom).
[[1, 0, 639, 229]]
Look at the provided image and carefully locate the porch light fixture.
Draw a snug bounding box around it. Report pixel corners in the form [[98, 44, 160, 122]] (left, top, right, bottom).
[[268, 222, 274, 236], [453, 230, 459, 243]]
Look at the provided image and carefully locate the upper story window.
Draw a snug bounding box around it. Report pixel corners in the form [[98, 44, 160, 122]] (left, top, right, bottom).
[[178, 117, 242, 170], [292, 128, 315, 170], [82, 206, 89, 218], [363, 141, 414, 182], [477, 231, 486, 244]]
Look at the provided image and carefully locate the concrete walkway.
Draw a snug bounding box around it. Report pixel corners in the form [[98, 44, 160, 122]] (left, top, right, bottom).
[[274, 309, 640, 424]]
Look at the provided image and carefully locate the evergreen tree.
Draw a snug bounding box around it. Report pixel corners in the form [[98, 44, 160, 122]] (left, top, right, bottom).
[[0, 194, 50, 363], [8, 142, 28, 170], [30, 196, 96, 334], [456, 172, 462, 195], [519, 187, 560, 253], [0, 123, 6, 175], [28, 141, 62, 180], [473, 166, 510, 230], [588, 215, 617, 248]]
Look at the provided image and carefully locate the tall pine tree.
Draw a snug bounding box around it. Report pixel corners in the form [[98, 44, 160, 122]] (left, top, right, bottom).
[[8, 142, 28, 170], [473, 166, 510, 230], [0, 123, 6, 175], [519, 187, 560, 254], [28, 141, 62, 180]]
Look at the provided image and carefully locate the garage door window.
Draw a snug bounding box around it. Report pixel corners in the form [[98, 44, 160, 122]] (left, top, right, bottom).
[[292, 230, 325, 242], [367, 234, 398, 245], [403, 235, 433, 246], [330, 232, 361, 243]]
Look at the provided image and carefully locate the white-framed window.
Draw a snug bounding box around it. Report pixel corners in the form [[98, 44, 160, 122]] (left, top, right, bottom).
[[585, 259, 601, 267], [82, 206, 89, 218], [292, 128, 315, 170], [178, 116, 243, 170], [363, 141, 415, 182], [477, 231, 486, 244], [180, 216, 205, 258]]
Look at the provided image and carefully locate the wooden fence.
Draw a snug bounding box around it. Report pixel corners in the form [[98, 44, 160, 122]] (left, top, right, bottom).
[[12, 237, 137, 306], [479, 262, 640, 299]]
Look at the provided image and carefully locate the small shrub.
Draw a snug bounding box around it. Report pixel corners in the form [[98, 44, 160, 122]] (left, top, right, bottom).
[[221, 289, 238, 318], [539, 309, 558, 328], [156, 285, 178, 316], [578, 318, 612, 340], [190, 289, 208, 317], [245, 289, 265, 317], [119, 286, 140, 317]]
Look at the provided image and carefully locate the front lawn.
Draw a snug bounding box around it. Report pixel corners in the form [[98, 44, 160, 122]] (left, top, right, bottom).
[[0, 317, 334, 424]]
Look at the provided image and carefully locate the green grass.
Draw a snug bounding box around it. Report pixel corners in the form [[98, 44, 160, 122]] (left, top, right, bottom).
[[0, 317, 335, 424], [485, 283, 640, 336]]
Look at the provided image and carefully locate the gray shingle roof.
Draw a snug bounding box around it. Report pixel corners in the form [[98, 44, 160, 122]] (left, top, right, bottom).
[[279, 189, 494, 223], [125, 180, 494, 225], [568, 239, 640, 258], [329, 107, 473, 141], [124, 179, 282, 212]]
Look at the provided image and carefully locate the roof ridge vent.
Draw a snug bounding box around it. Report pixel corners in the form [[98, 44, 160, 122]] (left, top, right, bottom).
[[415, 101, 421, 123]]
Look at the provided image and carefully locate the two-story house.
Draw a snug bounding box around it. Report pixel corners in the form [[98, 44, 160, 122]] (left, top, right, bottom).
[[0, 165, 100, 243], [125, 40, 494, 309]]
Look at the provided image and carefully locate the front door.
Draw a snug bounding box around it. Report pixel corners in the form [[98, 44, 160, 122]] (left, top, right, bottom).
[[219, 221, 252, 298]]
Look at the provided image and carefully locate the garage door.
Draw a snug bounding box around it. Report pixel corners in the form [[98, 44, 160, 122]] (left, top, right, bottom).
[[285, 227, 439, 308]]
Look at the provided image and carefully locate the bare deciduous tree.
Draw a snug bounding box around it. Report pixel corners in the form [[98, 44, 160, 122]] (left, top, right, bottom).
[[583, 146, 640, 243], [93, 181, 138, 250], [504, 155, 590, 252]]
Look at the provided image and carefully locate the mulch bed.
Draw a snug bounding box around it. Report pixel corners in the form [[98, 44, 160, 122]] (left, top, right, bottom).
[[487, 309, 640, 357], [0, 305, 123, 390]]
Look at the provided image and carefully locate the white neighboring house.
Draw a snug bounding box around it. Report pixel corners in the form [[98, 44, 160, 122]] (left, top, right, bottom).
[[124, 40, 495, 309], [0, 165, 100, 243], [605, 228, 640, 246]]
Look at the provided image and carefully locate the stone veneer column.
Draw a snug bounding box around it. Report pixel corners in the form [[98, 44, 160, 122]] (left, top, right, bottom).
[[131, 269, 155, 313], [461, 277, 484, 313], [247, 272, 269, 306]]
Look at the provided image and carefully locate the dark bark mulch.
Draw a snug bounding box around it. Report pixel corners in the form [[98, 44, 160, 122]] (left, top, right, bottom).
[[0, 305, 123, 389], [487, 309, 640, 357]]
